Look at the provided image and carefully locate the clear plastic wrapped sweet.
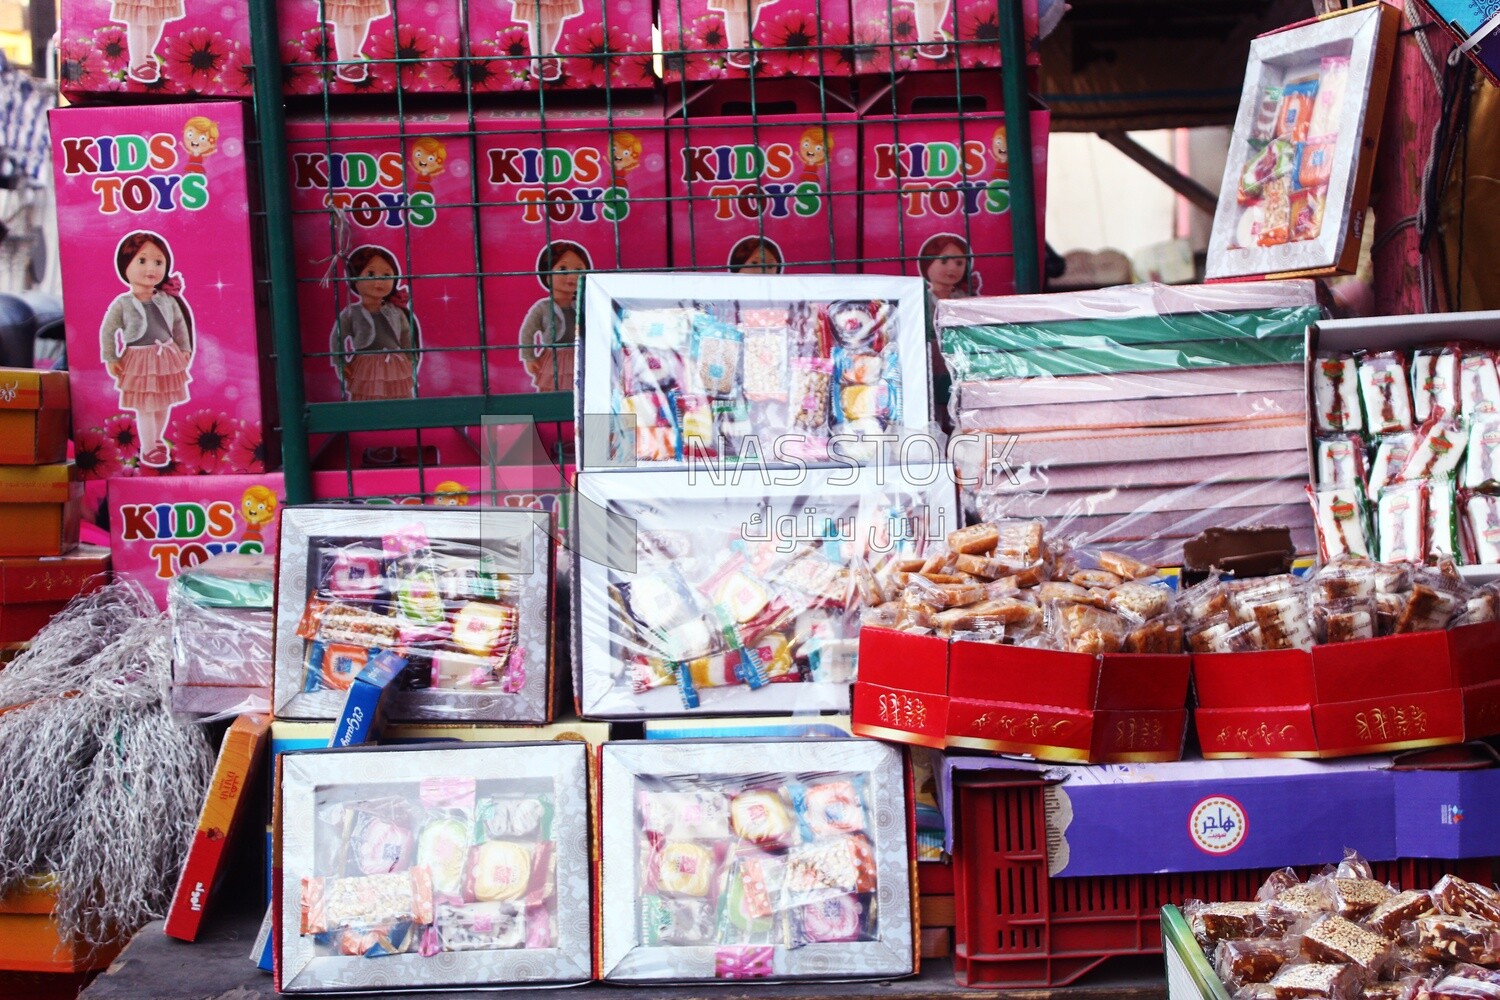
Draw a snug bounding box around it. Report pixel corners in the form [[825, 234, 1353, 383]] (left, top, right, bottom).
[[577, 274, 930, 473], [299, 775, 558, 961], [278, 743, 590, 992], [273, 506, 556, 723], [599, 739, 912, 983], [573, 467, 957, 718], [634, 770, 879, 954], [294, 526, 524, 698]]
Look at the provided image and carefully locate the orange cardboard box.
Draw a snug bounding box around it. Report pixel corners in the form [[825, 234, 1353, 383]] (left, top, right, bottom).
[[0, 878, 123, 974], [0, 545, 109, 644], [0, 369, 69, 466], [165, 713, 271, 941], [0, 464, 81, 558]]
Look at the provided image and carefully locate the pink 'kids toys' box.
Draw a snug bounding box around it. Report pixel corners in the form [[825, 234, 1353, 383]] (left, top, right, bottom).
[[859, 78, 1049, 299], [465, 0, 654, 91], [108, 471, 284, 608], [475, 102, 668, 395], [286, 113, 481, 405], [657, 0, 851, 81], [850, 0, 1037, 74], [52, 101, 272, 492], [277, 0, 465, 95], [58, 0, 253, 98], [667, 81, 860, 272]]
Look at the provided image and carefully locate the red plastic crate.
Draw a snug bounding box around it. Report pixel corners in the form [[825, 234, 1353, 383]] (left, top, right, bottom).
[[951, 776, 1495, 988]]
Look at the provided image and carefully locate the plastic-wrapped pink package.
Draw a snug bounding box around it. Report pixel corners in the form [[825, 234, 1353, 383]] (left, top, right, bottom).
[[169, 553, 274, 718], [599, 738, 913, 982], [277, 742, 590, 992], [272, 506, 555, 723]]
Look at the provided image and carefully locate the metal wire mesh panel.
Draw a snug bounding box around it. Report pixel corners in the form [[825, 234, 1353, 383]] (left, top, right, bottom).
[[245, 0, 1042, 502]]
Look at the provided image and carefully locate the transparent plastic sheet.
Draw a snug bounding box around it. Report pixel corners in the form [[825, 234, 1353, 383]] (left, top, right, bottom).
[[1309, 337, 1500, 571], [577, 273, 931, 472], [598, 738, 912, 983], [169, 553, 274, 720], [272, 506, 555, 723], [1204, 3, 1398, 280], [276, 743, 591, 992], [935, 282, 1324, 565], [1179, 557, 1494, 649], [572, 464, 959, 718]]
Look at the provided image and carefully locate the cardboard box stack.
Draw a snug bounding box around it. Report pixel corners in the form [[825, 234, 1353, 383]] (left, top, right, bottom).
[[0, 368, 109, 652]]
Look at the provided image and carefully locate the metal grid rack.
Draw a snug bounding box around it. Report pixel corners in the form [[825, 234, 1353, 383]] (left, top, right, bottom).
[[244, 0, 1042, 504]]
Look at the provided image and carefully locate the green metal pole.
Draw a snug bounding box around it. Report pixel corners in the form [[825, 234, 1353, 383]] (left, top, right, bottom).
[[249, 0, 313, 503], [998, 0, 1041, 295]]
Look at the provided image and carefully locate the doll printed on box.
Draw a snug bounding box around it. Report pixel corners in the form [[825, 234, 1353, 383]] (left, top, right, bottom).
[[510, 0, 584, 81], [710, 0, 780, 68], [918, 232, 975, 301], [240, 485, 279, 544], [409, 137, 446, 194], [797, 127, 831, 184], [101, 231, 195, 469], [317, 0, 392, 84], [728, 236, 784, 274], [111, 0, 185, 83], [901, 0, 954, 59], [330, 244, 421, 401], [183, 117, 219, 175], [611, 133, 642, 188], [520, 240, 590, 393], [990, 125, 1008, 181]]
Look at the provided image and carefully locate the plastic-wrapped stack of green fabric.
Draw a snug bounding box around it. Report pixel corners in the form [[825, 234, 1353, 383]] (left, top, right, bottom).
[[934, 281, 1325, 568], [169, 553, 274, 718]]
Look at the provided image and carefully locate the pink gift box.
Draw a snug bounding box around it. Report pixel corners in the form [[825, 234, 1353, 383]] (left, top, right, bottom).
[[277, 0, 464, 95], [286, 113, 480, 405], [108, 472, 285, 608], [657, 0, 851, 82], [667, 81, 860, 272], [466, 0, 654, 91], [51, 102, 272, 504], [850, 0, 1037, 74], [475, 103, 668, 395], [58, 0, 253, 98], [859, 77, 1049, 299]]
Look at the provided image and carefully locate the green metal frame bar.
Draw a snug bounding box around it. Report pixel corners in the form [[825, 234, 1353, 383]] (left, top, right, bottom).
[[999, 0, 1041, 295], [249, 0, 1043, 502], [305, 393, 574, 434], [249, 0, 313, 504]]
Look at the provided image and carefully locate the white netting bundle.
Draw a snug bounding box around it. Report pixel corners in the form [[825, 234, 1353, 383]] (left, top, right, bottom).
[[0, 581, 215, 948]]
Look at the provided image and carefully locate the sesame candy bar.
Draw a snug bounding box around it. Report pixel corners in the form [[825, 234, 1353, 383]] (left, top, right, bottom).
[[1302, 915, 1394, 974]]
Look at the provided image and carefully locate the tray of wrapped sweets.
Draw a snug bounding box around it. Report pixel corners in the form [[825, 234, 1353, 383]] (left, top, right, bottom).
[[1167, 852, 1500, 1000], [1190, 557, 1500, 759], [851, 519, 1191, 764]]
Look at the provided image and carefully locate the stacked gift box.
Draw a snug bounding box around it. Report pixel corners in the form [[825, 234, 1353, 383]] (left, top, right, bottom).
[[0, 367, 109, 650], [937, 281, 1324, 568]]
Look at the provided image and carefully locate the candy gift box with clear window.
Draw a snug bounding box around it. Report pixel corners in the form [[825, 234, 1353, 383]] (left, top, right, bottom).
[[272, 505, 556, 723], [597, 738, 914, 982], [572, 465, 957, 718], [1205, 1, 1400, 281], [275, 742, 592, 992], [577, 272, 931, 470]]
